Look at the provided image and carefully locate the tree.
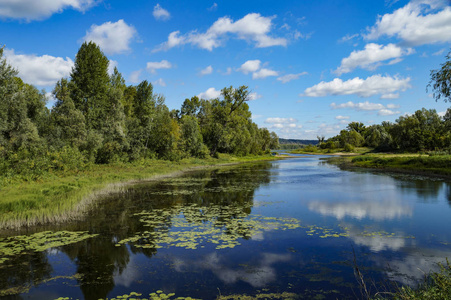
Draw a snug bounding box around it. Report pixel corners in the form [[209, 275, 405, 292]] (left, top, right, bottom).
[[347, 122, 366, 135], [50, 79, 87, 149], [179, 115, 209, 158], [200, 85, 251, 156], [70, 41, 110, 129], [428, 49, 451, 102]]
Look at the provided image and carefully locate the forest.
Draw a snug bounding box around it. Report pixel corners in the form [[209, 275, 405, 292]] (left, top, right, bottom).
[[0, 42, 279, 182]]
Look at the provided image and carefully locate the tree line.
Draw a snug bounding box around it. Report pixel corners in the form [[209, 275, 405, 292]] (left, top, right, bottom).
[[0, 42, 279, 179], [318, 49, 451, 153], [319, 109, 451, 153]]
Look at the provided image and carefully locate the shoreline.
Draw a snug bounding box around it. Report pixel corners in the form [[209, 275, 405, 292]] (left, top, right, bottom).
[[324, 155, 451, 181], [0, 156, 279, 231]]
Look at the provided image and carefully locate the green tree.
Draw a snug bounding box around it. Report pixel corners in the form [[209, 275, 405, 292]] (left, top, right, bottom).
[[50, 78, 87, 149], [179, 115, 209, 158], [70, 41, 110, 130], [428, 49, 451, 102]]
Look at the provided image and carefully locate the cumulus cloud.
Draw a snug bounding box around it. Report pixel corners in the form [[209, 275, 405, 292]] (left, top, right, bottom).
[[238, 60, 261, 74], [277, 72, 308, 83], [238, 60, 278, 80], [198, 87, 221, 99], [252, 68, 279, 79], [82, 19, 137, 55], [365, 0, 451, 46], [154, 13, 287, 52], [0, 0, 97, 21], [302, 75, 411, 98], [146, 60, 172, 74], [4, 49, 73, 87], [335, 43, 414, 75], [153, 4, 170, 21], [108, 59, 118, 75], [331, 101, 401, 116], [199, 65, 213, 76], [335, 115, 350, 120]]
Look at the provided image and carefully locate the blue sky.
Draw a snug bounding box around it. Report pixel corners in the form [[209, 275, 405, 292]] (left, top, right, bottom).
[[1, 0, 450, 139]]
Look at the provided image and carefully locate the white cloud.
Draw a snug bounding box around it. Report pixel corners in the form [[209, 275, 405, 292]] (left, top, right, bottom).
[[198, 87, 221, 99], [0, 0, 97, 21], [331, 101, 385, 111], [153, 4, 170, 21], [387, 103, 400, 109], [331, 100, 401, 116], [154, 13, 287, 52], [199, 65, 213, 76], [146, 60, 172, 74], [339, 33, 359, 43], [223, 67, 232, 75], [335, 115, 350, 120], [129, 70, 142, 84], [208, 3, 218, 11], [252, 68, 279, 79], [380, 93, 400, 99], [277, 72, 308, 83], [82, 19, 137, 55], [4, 49, 73, 87], [365, 0, 451, 46], [335, 43, 414, 75], [378, 108, 401, 116], [432, 48, 446, 56], [153, 78, 166, 87], [238, 60, 261, 74], [108, 59, 118, 75], [302, 75, 411, 98], [248, 92, 262, 101], [265, 117, 298, 124]]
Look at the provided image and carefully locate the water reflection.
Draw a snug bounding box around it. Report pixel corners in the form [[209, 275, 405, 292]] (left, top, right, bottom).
[[308, 200, 412, 221], [0, 163, 274, 298], [172, 252, 292, 288]]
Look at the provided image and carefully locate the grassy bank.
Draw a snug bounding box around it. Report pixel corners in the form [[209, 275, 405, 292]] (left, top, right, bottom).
[[349, 154, 451, 178], [0, 154, 278, 230]]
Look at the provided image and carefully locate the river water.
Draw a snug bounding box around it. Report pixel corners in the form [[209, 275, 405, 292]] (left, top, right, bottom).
[[1, 155, 451, 299]]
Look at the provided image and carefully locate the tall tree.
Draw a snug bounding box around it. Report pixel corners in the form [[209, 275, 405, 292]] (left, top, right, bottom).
[[428, 49, 451, 103], [70, 41, 110, 130]]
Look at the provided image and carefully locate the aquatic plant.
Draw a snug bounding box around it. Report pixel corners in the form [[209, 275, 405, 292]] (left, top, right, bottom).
[[0, 230, 98, 265]]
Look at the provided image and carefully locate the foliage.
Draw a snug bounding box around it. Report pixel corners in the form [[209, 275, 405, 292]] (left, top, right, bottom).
[[428, 49, 451, 103], [0, 42, 279, 183]]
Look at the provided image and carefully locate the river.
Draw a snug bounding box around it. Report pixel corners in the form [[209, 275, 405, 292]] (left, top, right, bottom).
[[1, 155, 450, 299]]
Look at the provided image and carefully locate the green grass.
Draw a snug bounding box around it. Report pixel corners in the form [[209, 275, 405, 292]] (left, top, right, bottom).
[[0, 154, 278, 230], [351, 154, 451, 177]]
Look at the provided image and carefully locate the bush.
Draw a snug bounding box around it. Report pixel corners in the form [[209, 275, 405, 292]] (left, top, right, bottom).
[[344, 143, 355, 152]]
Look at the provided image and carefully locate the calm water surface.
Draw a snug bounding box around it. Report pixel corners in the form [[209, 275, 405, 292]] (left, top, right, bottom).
[[1, 155, 451, 299]]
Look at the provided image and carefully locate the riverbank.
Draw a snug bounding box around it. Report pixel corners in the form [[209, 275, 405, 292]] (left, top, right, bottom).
[[340, 154, 451, 179], [0, 154, 278, 230]]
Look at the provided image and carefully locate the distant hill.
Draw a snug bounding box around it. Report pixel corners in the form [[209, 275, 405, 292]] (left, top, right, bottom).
[[279, 138, 318, 145]]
